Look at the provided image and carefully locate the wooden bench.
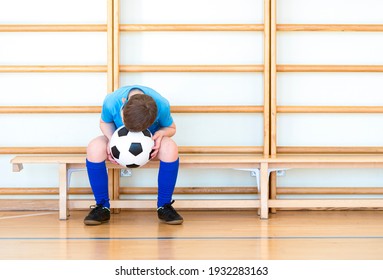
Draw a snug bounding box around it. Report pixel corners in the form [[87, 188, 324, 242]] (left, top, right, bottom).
[[11, 154, 268, 220], [261, 154, 383, 219], [12, 154, 383, 220]]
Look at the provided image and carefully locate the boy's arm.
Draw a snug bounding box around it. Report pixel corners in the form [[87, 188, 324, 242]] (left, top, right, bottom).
[[156, 122, 176, 138], [100, 119, 116, 140], [150, 122, 176, 159], [100, 119, 118, 164]]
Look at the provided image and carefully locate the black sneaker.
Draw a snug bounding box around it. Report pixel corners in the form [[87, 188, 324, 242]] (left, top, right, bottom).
[[84, 205, 110, 225], [157, 200, 183, 225]]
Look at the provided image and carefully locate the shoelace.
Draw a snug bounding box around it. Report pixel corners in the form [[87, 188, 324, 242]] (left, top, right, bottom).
[[158, 205, 179, 219], [89, 205, 110, 212], [157, 200, 176, 211]]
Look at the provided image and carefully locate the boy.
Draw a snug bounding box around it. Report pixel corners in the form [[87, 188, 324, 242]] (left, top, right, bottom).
[[84, 85, 183, 225]]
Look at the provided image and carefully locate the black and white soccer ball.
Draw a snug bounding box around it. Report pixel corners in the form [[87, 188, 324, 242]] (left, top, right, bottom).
[[109, 126, 154, 168]]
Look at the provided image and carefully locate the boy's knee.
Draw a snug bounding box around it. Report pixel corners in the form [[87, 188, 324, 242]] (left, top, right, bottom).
[[87, 136, 108, 162], [158, 137, 178, 161]]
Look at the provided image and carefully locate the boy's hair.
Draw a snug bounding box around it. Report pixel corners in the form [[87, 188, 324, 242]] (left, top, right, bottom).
[[122, 94, 157, 132]]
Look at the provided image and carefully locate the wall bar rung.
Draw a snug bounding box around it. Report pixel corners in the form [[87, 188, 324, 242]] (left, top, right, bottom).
[[0, 146, 262, 155], [0, 106, 101, 114], [3, 187, 383, 196], [277, 24, 383, 32], [120, 65, 264, 72], [278, 146, 383, 154], [120, 24, 264, 32], [172, 106, 263, 113], [0, 66, 107, 72], [0, 24, 107, 32], [0, 105, 262, 114], [179, 146, 263, 154], [0, 147, 86, 154], [277, 106, 383, 114], [277, 65, 383, 72]]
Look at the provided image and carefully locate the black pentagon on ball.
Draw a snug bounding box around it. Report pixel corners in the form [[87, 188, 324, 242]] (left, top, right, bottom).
[[142, 129, 151, 138], [126, 164, 140, 168], [129, 142, 143, 156], [111, 146, 120, 159], [149, 149, 155, 159], [118, 127, 129, 137]]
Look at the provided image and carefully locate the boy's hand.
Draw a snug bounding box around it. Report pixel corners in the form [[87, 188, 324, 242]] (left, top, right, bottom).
[[150, 131, 164, 159], [106, 143, 119, 165]]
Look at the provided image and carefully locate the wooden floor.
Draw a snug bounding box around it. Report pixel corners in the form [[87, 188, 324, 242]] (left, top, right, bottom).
[[1, 209, 383, 260]]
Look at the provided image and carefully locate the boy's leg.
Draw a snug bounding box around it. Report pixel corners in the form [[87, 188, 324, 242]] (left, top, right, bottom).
[[86, 159, 110, 208], [84, 136, 111, 225], [156, 137, 183, 224], [157, 158, 179, 208]]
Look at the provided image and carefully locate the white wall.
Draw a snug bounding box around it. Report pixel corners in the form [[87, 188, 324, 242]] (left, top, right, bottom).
[[2, 0, 383, 202], [276, 0, 383, 192], [277, 0, 383, 24], [0, 0, 263, 201], [119, 0, 264, 199], [0, 0, 108, 195], [120, 0, 263, 24], [0, 0, 107, 24]]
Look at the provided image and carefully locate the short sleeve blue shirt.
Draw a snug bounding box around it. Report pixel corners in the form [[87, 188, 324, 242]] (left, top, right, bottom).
[[101, 85, 173, 134]]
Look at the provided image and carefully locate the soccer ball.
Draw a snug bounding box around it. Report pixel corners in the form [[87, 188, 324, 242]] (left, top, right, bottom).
[[109, 126, 154, 168]]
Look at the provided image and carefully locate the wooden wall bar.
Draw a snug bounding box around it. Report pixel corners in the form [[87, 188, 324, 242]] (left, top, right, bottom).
[[277, 65, 383, 72], [0, 24, 107, 32], [269, 0, 383, 210], [3, 186, 383, 196], [0, 66, 107, 72], [121, 24, 264, 32], [0, 105, 263, 114], [0, 146, 263, 155], [119, 65, 263, 72], [277, 106, 383, 114], [270, 0, 383, 155], [277, 24, 383, 32], [2, 0, 383, 207]]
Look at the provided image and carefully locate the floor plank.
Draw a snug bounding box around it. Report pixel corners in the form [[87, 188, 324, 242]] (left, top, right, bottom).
[[1, 210, 383, 260]]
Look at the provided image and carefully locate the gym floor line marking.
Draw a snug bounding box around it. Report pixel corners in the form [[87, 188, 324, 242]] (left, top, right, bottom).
[[1, 236, 383, 241], [0, 212, 56, 220]]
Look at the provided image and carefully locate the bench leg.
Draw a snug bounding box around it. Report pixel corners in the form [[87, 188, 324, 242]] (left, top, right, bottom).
[[260, 162, 269, 219], [112, 169, 121, 213], [233, 168, 262, 215], [251, 169, 261, 216], [268, 168, 290, 216], [59, 163, 69, 220], [270, 172, 277, 214]]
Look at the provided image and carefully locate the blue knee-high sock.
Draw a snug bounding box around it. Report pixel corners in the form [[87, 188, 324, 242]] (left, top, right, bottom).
[[86, 159, 110, 208], [157, 158, 179, 208]]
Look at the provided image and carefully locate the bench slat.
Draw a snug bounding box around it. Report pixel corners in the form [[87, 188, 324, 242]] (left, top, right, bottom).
[[268, 154, 383, 163], [11, 153, 383, 220], [16, 154, 383, 165], [11, 154, 267, 171]]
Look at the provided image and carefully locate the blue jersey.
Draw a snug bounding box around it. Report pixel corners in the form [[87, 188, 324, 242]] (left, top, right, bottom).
[[101, 85, 173, 134]]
